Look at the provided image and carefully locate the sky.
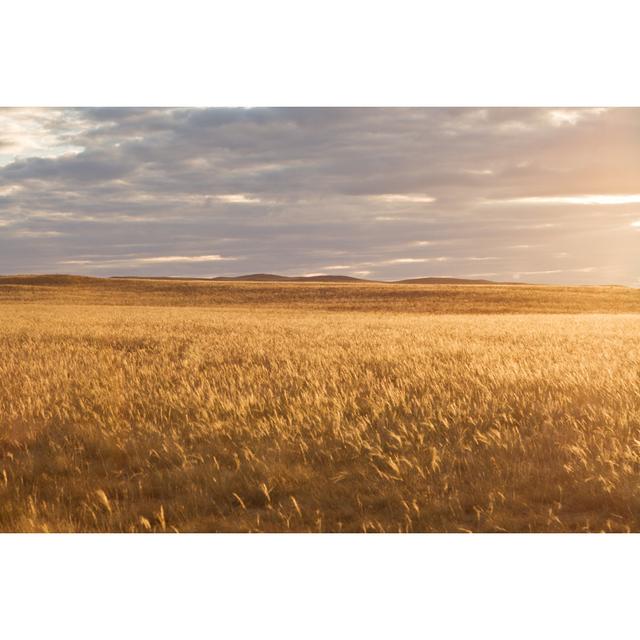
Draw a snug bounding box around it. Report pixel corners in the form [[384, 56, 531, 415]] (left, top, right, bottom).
[[0, 107, 639, 284]]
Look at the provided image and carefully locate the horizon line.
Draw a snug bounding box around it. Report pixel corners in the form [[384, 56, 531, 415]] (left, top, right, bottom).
[[0, 272, 637, 288]]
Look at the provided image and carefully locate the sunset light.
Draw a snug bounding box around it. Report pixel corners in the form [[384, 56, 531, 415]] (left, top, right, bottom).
[[1, 107, 638, 285]]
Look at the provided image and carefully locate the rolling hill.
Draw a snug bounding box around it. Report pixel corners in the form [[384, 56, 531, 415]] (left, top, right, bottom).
[[211, 273, 373, 283]]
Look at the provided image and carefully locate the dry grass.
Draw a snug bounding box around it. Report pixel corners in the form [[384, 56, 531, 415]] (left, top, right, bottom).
[[1, 279, 639, 532], [1, 274, 640, 313]]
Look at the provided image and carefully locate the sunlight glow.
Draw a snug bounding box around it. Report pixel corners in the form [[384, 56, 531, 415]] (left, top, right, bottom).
[[137, 255, 235, 263], [373, 194, 436, 204], [61, 255, 237, 266], [548, 108, 608, 127], [386, 257, 448, 264], [0, 185, 23, 196], [216, 194, 262, 204], [489, 194, 640, 206]]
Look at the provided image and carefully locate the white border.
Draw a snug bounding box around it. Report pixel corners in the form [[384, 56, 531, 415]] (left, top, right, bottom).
[[2, 0, 639, 106], [1, 533, 637, 639]]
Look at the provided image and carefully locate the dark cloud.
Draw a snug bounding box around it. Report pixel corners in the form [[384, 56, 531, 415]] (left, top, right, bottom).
[[0, 108, 639, 283]]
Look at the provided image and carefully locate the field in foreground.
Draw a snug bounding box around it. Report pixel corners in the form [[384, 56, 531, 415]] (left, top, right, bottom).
[[1, 279, 639, 532]]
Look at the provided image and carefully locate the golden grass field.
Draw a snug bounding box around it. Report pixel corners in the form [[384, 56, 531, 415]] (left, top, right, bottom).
[[1, 276, 639, 532]]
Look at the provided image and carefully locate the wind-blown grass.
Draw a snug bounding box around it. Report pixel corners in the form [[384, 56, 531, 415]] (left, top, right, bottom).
[[1, 283, 638, 532]]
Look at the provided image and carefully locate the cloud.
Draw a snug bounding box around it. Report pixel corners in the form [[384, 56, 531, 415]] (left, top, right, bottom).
[[216, 194, 262, 204], [0, 108, 87, 167], [385, 257, 449, 264], [488, 194, 640, 206], [0, 185, 23, 196], [513, 270, 563, 278], [135, 254, 236, 263], [465, 272, 501, 278], [371, 194, 436, 204], [547, 108, 608, 127], [0, 107, 638, 283], [59, 254, 238, 267], [12, 230, 66, 238], [464, 169, 494, 176]]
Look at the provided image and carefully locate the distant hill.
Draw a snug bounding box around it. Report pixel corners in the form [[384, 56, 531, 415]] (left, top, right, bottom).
[[212, 273, 518, 285], [0, 274, 101, 286], [212, 273, 372, 283], [1, 273, 523, 287], [212, 273, 523, 285]]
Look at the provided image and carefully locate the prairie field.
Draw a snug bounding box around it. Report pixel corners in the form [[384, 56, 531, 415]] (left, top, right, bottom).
[[1, 277, 639, 532]]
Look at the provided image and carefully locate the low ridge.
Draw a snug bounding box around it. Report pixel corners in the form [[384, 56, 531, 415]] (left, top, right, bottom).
[[212, 273, 373, 283], [0, 274, 102, 286], [1, 273, 523, 286]]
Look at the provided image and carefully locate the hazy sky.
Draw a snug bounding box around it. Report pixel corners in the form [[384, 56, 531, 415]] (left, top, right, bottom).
[[1, 107, 639, 283]]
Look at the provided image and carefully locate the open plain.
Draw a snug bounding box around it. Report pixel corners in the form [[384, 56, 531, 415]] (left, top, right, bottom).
[[1, 276, 639, 532]]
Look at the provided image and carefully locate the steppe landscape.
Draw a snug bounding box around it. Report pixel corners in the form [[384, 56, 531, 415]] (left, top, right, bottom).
[[1, 275, 638, 532]]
